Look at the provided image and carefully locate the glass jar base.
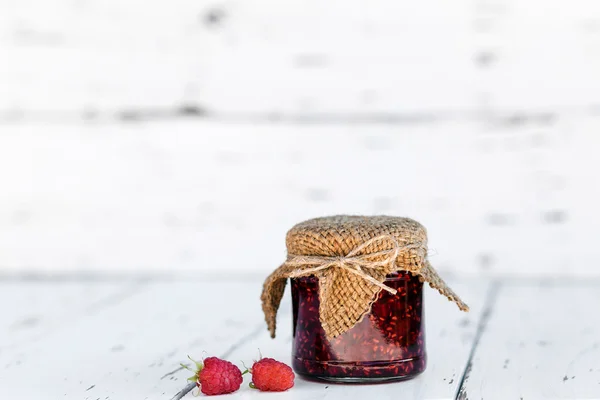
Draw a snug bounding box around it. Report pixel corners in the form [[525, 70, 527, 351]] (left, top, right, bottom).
[[296, 371, 425, 384], [293, 354, 426, 384]]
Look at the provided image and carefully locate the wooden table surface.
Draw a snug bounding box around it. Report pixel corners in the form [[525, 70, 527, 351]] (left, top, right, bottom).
[[1, 275, 599, 400]]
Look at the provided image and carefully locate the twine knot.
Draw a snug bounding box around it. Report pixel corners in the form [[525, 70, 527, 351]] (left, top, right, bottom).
[[285, 234, 424, 295]]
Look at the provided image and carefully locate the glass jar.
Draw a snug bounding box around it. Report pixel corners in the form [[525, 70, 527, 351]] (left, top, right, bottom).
[[291, 271, 426, 382]]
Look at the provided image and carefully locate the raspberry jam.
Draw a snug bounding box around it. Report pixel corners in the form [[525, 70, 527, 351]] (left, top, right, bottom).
[[291, 271, 426, 382]]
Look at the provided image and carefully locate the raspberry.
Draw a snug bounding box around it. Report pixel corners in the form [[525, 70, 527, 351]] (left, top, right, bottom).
[[182, 356, 243, 396], [246, 357, 295, 392]]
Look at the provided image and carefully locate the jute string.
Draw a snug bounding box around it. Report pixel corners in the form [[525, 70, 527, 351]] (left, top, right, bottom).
[[285, 234, 423, 295]]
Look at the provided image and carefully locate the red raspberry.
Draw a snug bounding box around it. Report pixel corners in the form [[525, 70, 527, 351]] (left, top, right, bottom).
[[247, 358, 295, 392], [183, 356, 242, 396]]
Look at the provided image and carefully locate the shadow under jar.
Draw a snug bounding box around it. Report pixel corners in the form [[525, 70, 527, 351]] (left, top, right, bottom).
[[291, 271, 426, 383]]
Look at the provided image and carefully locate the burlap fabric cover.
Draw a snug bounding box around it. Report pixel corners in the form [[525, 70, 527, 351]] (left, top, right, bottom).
[[261, 215, 469, 339]]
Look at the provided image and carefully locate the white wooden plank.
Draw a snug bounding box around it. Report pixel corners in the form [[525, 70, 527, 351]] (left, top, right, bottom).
[[0, 281, 134, 352], [460, 280, 600, 399], [1, 116, 598, 277], [198, 0, 476, 115], [213, 279, 490, 400], [0, 278, 271, 400], [199, 0, 600, 114], [2, 0, 600, 113], [0, 0, 201, 112], [476, 0, 600, 111]]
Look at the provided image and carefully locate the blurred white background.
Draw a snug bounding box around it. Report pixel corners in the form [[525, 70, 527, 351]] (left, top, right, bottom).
[[1, 0, 599, 277]]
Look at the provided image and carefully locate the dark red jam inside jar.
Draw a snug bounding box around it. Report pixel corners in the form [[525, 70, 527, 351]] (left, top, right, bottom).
[[291, 271, 426, 382]]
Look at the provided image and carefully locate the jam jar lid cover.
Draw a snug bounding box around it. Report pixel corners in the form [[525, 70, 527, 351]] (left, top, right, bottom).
[[261, 215, 468, 339]]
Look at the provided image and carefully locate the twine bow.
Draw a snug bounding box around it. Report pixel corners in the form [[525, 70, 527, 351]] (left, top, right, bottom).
[[285, 234, 425, 295]]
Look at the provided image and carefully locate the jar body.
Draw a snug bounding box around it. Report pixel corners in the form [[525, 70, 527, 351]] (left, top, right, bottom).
[[291, 271, 426, 382]]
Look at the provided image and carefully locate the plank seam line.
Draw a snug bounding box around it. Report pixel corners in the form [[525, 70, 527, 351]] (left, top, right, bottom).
[[2, 107, 600, 125], [8, 274, 600, 285], [454, 279, 501, 400]]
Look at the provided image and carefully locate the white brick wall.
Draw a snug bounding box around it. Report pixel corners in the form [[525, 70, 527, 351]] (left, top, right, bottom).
[[0, 0, 599, 277]]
